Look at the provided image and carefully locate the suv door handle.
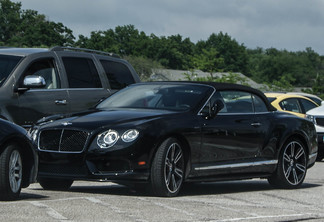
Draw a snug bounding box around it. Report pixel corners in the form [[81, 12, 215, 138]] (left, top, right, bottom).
[[55, 99, 67, 105], [251, 122, 261, 127]]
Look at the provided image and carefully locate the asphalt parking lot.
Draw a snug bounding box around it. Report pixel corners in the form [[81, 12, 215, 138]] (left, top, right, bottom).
[[1, 162, 324, 222]]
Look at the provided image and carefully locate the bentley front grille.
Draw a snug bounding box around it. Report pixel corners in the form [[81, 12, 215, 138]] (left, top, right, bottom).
[[38, 129, 89, 153]]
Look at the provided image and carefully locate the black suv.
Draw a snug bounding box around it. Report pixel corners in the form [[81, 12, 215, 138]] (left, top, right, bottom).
[[0, 47, 140, 127]]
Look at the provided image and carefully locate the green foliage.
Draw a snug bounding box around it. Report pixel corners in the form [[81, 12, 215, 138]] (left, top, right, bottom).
[[192, 48, 224, 78], [1, 0, 324, 90], [302, 74, 324, 99], [247, 47, 324, 87], [123, 55, 162, 81], [261, 75, 295, 92], [195, 32, 249, 74], [183, 70, 249, 86], [0, 0, 74, 47]]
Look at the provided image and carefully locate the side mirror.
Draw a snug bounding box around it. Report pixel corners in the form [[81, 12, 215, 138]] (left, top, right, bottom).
[[209, 99, 225, 119], [16, 75, 46, 92], [201, 99, 225, 119], [23, 75, 46, 88]]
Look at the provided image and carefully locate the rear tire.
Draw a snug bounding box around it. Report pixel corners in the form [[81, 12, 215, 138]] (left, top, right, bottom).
[[0, 144, 23, 201], [268, 138, 307, 188], [150, 138, 185, 197], [38, 178, 73, 191]]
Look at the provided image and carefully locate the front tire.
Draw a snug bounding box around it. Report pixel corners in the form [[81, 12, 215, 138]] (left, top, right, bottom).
[[0, 144, 23, 200], [150, 138, 185, 197], [268, 138, 307, 188], [38, 178, 73, 191]]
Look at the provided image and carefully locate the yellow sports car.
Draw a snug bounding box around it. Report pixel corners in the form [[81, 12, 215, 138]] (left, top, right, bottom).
[[265, 93, 319, 118]]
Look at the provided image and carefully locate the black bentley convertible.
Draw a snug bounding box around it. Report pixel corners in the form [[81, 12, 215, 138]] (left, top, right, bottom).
[[32, 82, 318, 197]]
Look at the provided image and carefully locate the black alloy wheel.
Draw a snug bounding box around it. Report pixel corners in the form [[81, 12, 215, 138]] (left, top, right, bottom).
[[268, 138, 307, 188], [151, 138, 185, 197]]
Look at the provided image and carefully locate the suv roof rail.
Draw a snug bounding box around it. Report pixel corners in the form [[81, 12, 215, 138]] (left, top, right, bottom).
[[50, 46, 120, 58]]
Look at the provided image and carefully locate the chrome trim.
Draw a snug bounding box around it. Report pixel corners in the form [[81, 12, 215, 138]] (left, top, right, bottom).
[[197, 88, 216, 115], [194, 160, 278, 171], [37, 129, 90, 153], [28, 88, 106, 92], [309, 153, 317, 160]]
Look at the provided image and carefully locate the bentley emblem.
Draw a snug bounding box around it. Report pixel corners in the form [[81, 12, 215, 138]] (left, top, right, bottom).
[[62, 122, 72, 126]]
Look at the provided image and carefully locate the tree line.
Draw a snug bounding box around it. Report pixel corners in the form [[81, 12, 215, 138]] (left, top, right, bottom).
[[1, 0, 324, 95]]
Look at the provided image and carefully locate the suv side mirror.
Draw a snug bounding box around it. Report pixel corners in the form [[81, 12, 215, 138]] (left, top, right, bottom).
[[17, 75, 46, 92], [23, 75, 46, 88]]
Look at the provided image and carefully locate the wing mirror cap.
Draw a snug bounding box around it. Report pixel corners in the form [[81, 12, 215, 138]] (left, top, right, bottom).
[[16, 75, 46, 92], [209, 99, 225, 118], [201, 99, 225, 119], [23, 75, 46, 88]]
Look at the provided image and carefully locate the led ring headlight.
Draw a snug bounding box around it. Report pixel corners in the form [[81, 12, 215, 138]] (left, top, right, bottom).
[[121, 129, 139, 142], [97, 130, 119, 148]]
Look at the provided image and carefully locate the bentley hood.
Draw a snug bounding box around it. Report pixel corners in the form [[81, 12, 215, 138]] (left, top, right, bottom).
[[37, 108, 179, 131]]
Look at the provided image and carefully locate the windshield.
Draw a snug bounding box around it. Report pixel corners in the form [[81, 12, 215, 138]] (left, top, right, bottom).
[[97, 83, 212, 111], [0, 55, 22, 87]]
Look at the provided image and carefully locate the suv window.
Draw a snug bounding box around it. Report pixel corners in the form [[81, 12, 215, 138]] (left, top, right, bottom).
[[0, 55, 22, 87], [100, 60, 135, 90], [63, 57, 102, 88], [23, 58, 60, 89]]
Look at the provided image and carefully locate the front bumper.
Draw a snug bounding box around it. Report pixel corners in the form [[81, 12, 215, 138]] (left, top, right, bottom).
[[37, 151, 150, 182]]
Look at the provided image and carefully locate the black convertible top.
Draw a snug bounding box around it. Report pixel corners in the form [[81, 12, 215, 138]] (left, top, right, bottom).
[[140, 81, 277, 112]]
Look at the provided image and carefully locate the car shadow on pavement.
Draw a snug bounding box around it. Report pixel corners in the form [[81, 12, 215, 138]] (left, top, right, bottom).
[[15, 192, 48, 201], [42, 180, 321, 197]]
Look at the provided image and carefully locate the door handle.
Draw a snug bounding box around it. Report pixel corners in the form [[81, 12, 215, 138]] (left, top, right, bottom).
[[251, 122, 261, 127], [55, 99, 67, 105]]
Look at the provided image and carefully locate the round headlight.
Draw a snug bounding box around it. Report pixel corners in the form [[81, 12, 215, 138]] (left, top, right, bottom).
[[121, 129, 139, 142], [97, 130, 119, 148]]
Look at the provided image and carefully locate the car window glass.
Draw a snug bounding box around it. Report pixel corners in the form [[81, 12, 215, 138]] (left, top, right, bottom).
[[100, 60, 135, 90], [0, 55, 22, 87], [252, 95, 268, 112], [220, 91, 253, 113], [23, 58, 60, 89], [201, 91, 227, 114], [307, 97, 322, 106], [62, 57, 102, 88], [279, 98, 302, 113], [97, 84, 211, 111], [299, 99, 317, 112]]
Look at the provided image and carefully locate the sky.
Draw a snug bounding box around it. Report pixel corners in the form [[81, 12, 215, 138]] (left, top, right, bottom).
[[13, 0, 324, 55]]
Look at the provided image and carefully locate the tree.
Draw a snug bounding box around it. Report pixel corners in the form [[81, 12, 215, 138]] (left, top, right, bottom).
[[196, 32, 249, 74], [124, 55, 162, 81], [0, 0, 74, 47], [302, 74, 324, 99], [0, 0, 21, 45], [193, 47, 224, 78]]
